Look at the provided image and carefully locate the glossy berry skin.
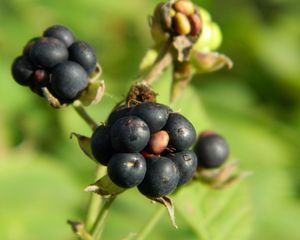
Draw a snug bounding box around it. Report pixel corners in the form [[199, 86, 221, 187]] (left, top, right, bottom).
[[69, 41, 97, 74], [107, 153, 146, 188], [43, 25, 75, 47], [131, 102, 172, 133], [91, 125, 113, 166], [51, 61, 88, 101], [194, 133, 229, 168], [138, 156, 179, 198], [107, 104, 133, 126], [23, 37, 40, 58], [110, 116, 150, 153], [11, 56, 34, 86], [29, 37, 68, 68], [165, 150, 197, 186], [164, 113, 196, 151]]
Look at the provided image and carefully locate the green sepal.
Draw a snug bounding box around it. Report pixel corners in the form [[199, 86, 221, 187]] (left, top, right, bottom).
[[70, 133, 97, 163], [85, 174, 126, 198], [151, 196, 178, 229], [191, 50, 233, 74], [67, 220, 93, 240], [79, 79, 105, 106]]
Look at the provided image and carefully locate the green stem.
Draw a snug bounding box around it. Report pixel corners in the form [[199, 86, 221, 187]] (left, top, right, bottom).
[[91, 197, 116, 240], [85, 165, 107, 230], [142, 39, 173, 84], [72, 100, 98, 131], [135, 207, 165, 240]]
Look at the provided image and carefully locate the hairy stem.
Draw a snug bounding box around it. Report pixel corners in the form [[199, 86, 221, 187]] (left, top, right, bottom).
[[142, 39, 173, 84], [136, 207, 165, 240], [72, 100, 98, 131], [91, 197, 116, 240], [85, 165, 107, 230]]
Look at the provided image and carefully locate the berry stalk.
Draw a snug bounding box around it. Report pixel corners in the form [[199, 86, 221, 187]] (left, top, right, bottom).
[[90, 197, 116, 240], [85, 165, 107, 230], [72, 100, 98, 130], [141, 38, 173, 84]]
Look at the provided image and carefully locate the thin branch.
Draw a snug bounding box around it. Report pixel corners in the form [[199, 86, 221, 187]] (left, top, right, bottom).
[[72, 100, 98, 131], [85, 165, 107, 230], [142, 39, 173, 84], [135, 207, 165, 240], [91, 197, 116, 240]]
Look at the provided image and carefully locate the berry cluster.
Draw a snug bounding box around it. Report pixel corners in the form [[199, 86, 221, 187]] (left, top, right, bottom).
[[91, 102, 198, 198], [194, 131, 229, 169], [11, 25, 97, 103], [151, 0, 202, 43]]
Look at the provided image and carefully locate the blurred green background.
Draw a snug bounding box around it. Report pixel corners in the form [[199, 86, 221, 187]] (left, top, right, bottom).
[[1, 0, 300, 239]]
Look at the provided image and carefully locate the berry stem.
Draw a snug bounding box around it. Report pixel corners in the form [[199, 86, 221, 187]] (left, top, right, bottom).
[[85, 165, 107, 230], [72, 100, 98, 130], [135, 207, 165, 240], [90, 196, 116, 240], [142, 38, 173, 84]]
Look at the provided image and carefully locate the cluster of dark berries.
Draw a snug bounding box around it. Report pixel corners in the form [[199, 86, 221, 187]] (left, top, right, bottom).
[[11, 25, 97, 103], [194, 131, 229, 169], [152, 0, 202, 43], [91, 102, 198, 198]]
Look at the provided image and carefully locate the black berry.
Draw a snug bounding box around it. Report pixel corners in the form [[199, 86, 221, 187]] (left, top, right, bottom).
[[107, 153, 146, 188], [131, 102, 172, 132], [110, 116, 150, 153], [69, 41, 97, 74], [138, 156, 179, 198], [11, 56, 34, 86], [165, 150, 197, 186], [106, 104, 133, 126], [29, 37, 68, 69], [50, 61, 88, 101], [164, 113, 196, 151], [43, 25, 75, 47], [23, 37, 40, 58], [194, 133, 229, 168], [91, 125, 113, 166]]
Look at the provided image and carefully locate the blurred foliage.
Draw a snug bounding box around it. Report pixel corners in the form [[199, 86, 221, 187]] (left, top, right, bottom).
[[1, 0, 300, 239]]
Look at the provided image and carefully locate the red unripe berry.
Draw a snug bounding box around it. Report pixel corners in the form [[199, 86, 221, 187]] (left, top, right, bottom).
[[147, 130, 169, 155]]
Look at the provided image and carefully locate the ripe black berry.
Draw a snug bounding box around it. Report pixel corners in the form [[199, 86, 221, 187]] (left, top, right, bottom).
[[91, 125, 113, 166], [29, 37, 68, 68], [50, 61, 88, 101], [106, 104, 133, 126], [23, 37, 40, 58], [131, 102, 172, 132], [110, 116, 150, 153], [164, 113, 196, 151], [43, 25, 75, 47], [69, 41, 97, 74], [107, 153, 146, 188], [11, 56, 34, 86], [138, 156, 179, 198], [165, 150, 197, 186], [194, 133, 229, 168]]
